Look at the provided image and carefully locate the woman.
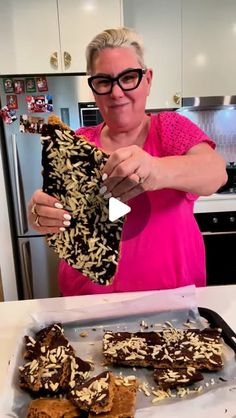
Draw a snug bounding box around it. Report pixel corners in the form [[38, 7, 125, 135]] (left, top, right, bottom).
[[28, 27, 227, 296]]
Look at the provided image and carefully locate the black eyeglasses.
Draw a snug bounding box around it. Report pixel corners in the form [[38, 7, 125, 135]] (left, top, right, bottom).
[[87, 68, 147, 95]]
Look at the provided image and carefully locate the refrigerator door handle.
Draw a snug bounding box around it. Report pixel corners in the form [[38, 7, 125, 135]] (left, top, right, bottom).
[[12, 134, 25, 235], [21, 240, 34, 299]]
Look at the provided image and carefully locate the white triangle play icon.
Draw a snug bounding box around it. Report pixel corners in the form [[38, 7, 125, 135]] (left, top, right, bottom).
[[109, 197, 131, 222]]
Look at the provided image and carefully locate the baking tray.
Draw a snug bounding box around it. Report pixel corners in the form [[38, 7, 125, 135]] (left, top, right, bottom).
[[198, 307, 236, 353], [6, 306, 236, 418]]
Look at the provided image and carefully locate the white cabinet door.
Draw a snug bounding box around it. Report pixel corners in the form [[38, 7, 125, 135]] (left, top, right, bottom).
[[58, 0, 123, 73], [0, 0, 62, 75], [123, 0, 182, 109], [0, 0, 122, 75], [182, 0, 236, 97]]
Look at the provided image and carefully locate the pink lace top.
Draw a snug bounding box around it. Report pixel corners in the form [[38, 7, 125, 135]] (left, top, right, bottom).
[[58, 112, 215, 296]]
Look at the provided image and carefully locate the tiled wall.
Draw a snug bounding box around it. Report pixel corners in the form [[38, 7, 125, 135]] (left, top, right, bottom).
[[178, 108, 236, 164]]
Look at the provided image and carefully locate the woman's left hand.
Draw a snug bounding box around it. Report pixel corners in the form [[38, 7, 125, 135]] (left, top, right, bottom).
[[101, 145, 158, 202]]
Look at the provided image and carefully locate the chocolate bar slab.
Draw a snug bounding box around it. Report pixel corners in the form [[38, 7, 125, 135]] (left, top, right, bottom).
[[41, 117, 124, 285]]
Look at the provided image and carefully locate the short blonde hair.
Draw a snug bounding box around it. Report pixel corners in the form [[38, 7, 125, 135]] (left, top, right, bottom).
[[86, 27, 145, 74]]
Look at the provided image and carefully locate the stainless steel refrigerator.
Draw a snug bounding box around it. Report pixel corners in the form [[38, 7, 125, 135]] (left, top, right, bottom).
[[0, 75, 82, 299]]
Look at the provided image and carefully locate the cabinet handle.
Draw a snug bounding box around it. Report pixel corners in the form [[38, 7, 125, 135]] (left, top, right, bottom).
[[50, 52, 58, 69], [173, 92, 181, 106], [64, 51, 72, 69]]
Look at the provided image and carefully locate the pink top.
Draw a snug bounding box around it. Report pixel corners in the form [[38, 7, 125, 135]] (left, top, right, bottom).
[[58, 112, 215, 296]]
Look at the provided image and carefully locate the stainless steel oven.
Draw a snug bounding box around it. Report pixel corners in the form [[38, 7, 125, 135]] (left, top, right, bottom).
[[195, 211, 236, 285]]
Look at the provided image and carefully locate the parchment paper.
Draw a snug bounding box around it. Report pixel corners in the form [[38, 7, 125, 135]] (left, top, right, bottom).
[[1, 285, 236, 417]]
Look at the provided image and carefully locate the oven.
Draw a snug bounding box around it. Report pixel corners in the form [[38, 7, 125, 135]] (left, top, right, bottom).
[[195, 210, 236, 285]]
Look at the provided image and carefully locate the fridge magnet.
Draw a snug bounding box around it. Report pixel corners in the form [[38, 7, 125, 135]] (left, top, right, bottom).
[[27, 95, 46, 112], [26, 94, 53, 113], [19, 114, 45, 134], [0, 105, 17, 124], [25, 77, 36, 93], [6, 94, 18, 110], [36, 76, 48, 92], [3, 78, 14, 93], [14, 79, 25, 94]]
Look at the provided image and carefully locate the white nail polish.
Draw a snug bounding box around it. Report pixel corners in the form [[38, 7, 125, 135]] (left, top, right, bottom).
[[55, 202, 63, 209], [63, 220, 71, 226], [116, 197, 121, 201], [59, 227, 66, 232], [104, 192, 112, 199], [63, 213, 71, 220], [102, 173, 108, 181], [99, 185, 107, 195]]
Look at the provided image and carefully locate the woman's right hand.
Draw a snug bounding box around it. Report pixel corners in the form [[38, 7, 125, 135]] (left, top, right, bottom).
[[28, 189, 71, 234]]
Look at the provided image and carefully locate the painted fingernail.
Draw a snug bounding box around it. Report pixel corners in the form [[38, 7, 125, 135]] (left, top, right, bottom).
[[59, 227, 66, 232], [99, 185, 107, 195], [116, 197, 121, 201], [104, 192, 112, 199], [55, 202, 63, 209], [63, 220, 71, 226], [102, 173, 108, 181], [63, 213, 71, 220]]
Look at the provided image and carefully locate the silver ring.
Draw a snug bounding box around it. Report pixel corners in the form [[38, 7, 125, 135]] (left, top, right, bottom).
[[34, 216, 41, 227], [31, 203, 37, 215]]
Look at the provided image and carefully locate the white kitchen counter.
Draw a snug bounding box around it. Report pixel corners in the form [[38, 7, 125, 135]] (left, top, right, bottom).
[[0, 285, 236, 417], [194, 193, 236, 213]]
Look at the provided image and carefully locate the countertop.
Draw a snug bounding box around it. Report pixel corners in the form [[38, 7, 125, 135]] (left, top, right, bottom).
[[0, 285, 236, 417], [194, 193, 236, 213]]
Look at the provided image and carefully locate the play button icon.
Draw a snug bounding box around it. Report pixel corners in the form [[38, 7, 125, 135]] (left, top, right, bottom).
[[108, 197, 131, 222]]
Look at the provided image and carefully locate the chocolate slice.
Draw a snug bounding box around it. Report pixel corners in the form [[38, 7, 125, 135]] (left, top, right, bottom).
[[70, 371, 115, 414], [103, 328, 223, 371], [23, 323, 75, 360], [153, 367, 203, 390], [88, 376, 138, 418], [19, 323, 91, 396], [19, 349, 91, 396]]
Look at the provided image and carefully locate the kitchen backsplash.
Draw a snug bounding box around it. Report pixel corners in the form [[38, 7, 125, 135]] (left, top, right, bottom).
[[178, 108, 236, 164]]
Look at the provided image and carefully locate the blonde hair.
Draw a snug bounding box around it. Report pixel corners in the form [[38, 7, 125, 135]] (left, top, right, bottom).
[[86, 27, 145, 74]]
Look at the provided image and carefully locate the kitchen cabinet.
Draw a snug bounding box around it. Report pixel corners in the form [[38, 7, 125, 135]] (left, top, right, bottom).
[[123, 0, 182, 109], [182, 0, 236, 97], [0, 0, 122, 75]]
